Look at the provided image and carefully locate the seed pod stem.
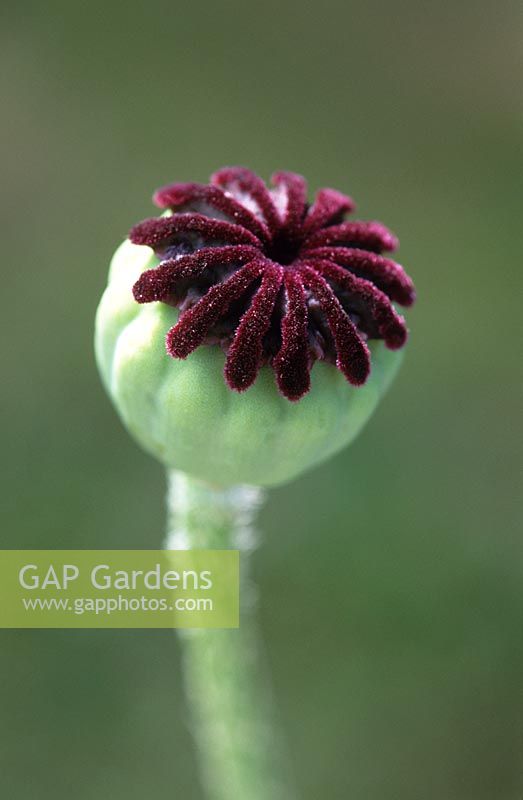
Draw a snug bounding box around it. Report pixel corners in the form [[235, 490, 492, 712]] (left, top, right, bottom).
[[165, 470, 297, 800]]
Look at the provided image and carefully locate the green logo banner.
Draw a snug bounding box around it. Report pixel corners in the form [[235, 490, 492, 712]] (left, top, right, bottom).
[[0, 550, 239, 628]]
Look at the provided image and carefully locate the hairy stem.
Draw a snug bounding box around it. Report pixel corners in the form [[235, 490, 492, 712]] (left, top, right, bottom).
[[165, 470, 296, 800]]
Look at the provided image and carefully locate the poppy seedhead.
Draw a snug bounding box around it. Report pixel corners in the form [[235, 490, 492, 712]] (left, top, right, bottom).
[[130, 167, 415, 402]]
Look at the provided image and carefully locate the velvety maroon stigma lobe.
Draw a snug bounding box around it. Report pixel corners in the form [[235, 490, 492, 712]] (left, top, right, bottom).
[[304, 221, 399, 252], [224, 263, 283, 392], [299, 265, 371, 385], [306, 247, 416, 306], [211, 167, 282, 234], [133, 246, 259, 304], [153, 182, 270, 244], [273, 272, 311, 401], [130, 167, 416, 401], [303, 188, 355, 234], [130, 214, 261, 251]]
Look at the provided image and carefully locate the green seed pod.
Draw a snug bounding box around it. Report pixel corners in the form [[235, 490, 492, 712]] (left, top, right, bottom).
[[95, 238, 404, 487], [95, 169, 415, 486]]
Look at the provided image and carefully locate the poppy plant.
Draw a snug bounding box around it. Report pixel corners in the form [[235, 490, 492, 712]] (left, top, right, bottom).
[[95, 166, 416, 800]]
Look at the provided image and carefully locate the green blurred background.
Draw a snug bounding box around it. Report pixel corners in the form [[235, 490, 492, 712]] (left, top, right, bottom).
[[1, 1, 522, 797]]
